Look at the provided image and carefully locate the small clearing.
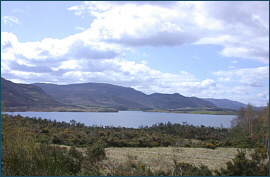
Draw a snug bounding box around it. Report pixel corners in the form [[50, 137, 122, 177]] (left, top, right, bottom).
[[105, 147, 253, 171]]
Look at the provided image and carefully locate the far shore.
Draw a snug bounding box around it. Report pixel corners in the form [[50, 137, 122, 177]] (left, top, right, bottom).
[[3, 108, 236, 115]]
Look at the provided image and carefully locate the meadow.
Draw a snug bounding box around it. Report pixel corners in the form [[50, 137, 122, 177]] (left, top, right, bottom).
[[104, 147, 254, 170]]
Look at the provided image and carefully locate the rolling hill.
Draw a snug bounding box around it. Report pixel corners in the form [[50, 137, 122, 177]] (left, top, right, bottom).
[[33, 82, 151, 110], [1, 77, 96, 112], [203, 98, 247, 110], [34, 82, 217, 111]]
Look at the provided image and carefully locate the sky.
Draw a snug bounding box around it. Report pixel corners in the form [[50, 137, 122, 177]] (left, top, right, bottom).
[[1, 1, 269, 106]]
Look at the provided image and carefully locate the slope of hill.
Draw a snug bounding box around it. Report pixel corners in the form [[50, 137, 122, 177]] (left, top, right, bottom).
[[1, 78, 94, 112], [149, 93, 198, 109], [188, 97, 217, 108], [34, 83, 151, 110], [34, 82, 217, 110], [203, 98, 247, 110]]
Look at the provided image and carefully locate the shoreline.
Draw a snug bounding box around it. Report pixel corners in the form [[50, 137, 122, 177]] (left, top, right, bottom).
[[3, 109, 236, 115]]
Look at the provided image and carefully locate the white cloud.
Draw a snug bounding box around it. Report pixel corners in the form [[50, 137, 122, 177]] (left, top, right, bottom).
[[142, 53, 149, 58], [2, 16, 21, 26], [193, 1, 269, 64], [202, 84, 269, 106], [257, 91, 269, 99], [59, 60, 80, 70], [69, 1, 203, 47], [67, 1, 268, 63], [75, 26, 85, 31], [1, 31, 218, 95], [217, 77, 234, 83], [192, 55, 200, 60], [12, 9, 24, 13], [213, 66, 269, 87], [213, 66, 269, 80]]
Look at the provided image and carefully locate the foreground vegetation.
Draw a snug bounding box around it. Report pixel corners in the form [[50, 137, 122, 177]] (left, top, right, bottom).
[[1, 103, 269, 176]]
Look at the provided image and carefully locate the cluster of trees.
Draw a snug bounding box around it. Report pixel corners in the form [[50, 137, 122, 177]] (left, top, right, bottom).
[[230, 103, 269, 148], [1, 102, 269, 176]]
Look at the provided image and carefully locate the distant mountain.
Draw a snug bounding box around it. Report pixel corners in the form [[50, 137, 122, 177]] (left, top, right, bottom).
[[1, 77, 219, 112], [188, 97, 218, 108], [149, 93, 199, 109], [34, 82, 151, 110], [203, 98, 247, 110], [1, 77, 91, 112], [34, 82, 217, 110]]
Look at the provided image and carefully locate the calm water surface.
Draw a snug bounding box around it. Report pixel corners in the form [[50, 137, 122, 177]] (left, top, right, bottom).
[[4, 111, 236, 128]]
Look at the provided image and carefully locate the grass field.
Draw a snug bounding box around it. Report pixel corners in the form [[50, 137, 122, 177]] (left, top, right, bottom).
[[104, 147, 253, 171], [57, 145, 253, 171]]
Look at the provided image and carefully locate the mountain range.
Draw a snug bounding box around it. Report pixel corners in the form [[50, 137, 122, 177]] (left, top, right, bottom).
[[203, 98, 247, 110], [1, 77, 247, 112]]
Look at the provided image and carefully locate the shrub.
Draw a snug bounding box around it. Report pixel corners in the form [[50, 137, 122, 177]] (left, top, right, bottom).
[[86, 141, 106, 163], [183, 143, 191, 147], [68, 146, 83, 161], [205, 142, 216, 149], [172, 161, 213, 176], [81, 141, 107, 175], [1, 143, 81, 176], [215, 148, 269, 176], [52, 136, 62, 144]]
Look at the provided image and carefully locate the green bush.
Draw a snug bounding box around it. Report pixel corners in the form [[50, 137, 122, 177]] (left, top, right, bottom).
[[68, 146, 83, 161], [52, 136, 62, 144], [171, 160, 213, 176], [86, 141, 106, 163], [81, 141, 107, 175], [215, 148, 269, 176]]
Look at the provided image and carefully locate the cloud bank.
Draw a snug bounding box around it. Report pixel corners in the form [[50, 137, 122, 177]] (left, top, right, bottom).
[[1, 1, 269, 106]]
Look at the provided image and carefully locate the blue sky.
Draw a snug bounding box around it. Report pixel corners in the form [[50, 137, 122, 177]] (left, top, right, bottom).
[[1, 1, 269, 106]]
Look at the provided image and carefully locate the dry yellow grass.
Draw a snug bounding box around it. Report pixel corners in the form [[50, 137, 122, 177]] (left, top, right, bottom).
[[104, 147, 254, 171], [55, 145, 254, 173]]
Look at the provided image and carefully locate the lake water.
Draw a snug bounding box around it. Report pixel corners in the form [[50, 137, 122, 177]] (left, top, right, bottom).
[[4, 111, 236, 128]]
